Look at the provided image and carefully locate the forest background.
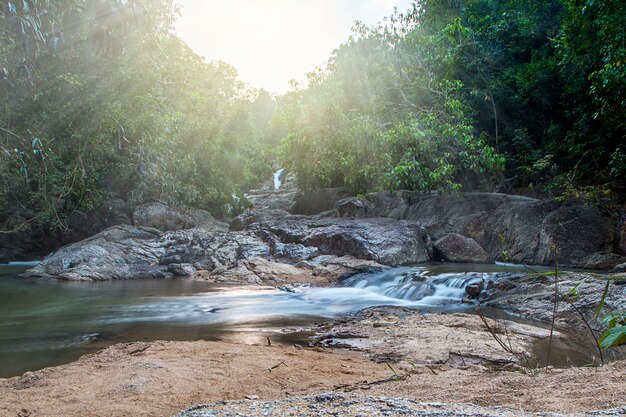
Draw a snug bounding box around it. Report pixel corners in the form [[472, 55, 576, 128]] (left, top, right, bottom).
[[1, 0, 624, 238]]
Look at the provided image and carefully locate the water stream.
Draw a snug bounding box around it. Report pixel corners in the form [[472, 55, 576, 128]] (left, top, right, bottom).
[[273, 168, 285, 191], [0, 262, 601, 378]]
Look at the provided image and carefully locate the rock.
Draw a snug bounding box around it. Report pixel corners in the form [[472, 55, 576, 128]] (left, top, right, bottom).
[[465, 279, 485, 297], [21, 224, 270, 281], [168, 263, 196, 277], [295, 255, 387, 281], [68, 199, 132, 240], [617, 207, 626, 255], [158, 230, 269, 272], [434, 233, 493, 264], [247, 191, 297, 212], [611, 263, 626, 273], [251, 217, 432, 266], [291, 188, 350, 215], [335, 197, 374, 218], [340, 192, 618, 269], [579, 252, 626, 270], [483, 273, 626, 329], [22, 225, 170, 281], [229, 209, 292, 232], [133, 202, 227, 232]]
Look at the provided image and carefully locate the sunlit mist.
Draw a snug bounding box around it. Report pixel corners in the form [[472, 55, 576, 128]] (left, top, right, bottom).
[[175, 0, 412, 93]]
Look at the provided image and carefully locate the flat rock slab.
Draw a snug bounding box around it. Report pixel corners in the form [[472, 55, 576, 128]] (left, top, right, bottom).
[[483, 273, 626, 329]]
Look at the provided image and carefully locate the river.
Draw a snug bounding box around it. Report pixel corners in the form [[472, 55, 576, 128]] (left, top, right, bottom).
[[0, 262, 600, 377]]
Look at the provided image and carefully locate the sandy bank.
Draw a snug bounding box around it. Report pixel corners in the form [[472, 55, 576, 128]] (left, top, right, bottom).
[[1, 311, 624, 417]]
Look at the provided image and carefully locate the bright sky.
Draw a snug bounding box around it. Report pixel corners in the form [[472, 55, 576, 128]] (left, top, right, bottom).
[[175, 0, 413, 94]]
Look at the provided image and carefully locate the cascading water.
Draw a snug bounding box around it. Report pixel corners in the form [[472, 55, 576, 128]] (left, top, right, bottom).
[[273, 168, 285, 191], [341, 267, 487, 307]]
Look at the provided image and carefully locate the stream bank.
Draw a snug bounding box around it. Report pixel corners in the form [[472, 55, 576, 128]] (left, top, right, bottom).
[[0, 312, 624, 417], [1, 173, 625, 416]]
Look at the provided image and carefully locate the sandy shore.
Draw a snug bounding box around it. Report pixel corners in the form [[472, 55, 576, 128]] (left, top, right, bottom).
[[1, 310, 625, 417]]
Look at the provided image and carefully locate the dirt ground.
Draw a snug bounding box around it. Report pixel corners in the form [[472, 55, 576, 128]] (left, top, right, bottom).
[[1, 311, 625, 417]]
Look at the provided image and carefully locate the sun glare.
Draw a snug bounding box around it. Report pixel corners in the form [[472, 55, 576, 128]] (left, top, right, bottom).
[[175, 0, 412, 94]]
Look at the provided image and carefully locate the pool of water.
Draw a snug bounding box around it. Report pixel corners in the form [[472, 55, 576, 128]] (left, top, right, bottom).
[[0, 262, 602, 377]]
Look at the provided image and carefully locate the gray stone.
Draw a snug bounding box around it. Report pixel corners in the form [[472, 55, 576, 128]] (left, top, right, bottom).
[[22, 225, 170, 281], [342, 192, 618, 269], [133, 202, 227, 232], [251, 217, 432, 266], [483, 273, 626, 329], [291, 188, 350, 215], [434, 233, 493, 264], [167, 263, 196, 277]]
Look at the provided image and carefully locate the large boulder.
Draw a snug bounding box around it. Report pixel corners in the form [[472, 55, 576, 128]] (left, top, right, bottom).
[[0, 199, 131, 263], [133, 202, 227, 232], [291, 188, 350, 215], [21, 225, 270, 281], [22, 225, 170, 281], [336, 192, 619, 269], [434, 233, 493, 263], [249, 217, 432, 266], [68, 199, 132, 240]]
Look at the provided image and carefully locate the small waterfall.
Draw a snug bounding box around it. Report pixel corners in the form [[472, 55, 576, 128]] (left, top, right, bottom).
[[342, 267, 487, 305], [273, 168, 285, 191]]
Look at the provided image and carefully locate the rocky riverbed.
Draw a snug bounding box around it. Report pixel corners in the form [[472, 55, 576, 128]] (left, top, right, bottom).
[[2, 175, 625, 416]]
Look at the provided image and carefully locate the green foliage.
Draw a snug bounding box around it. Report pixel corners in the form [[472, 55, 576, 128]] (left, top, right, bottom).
[[1, 0, 272, 232], [277, 0, 624, 195], [278, 7, 505, 194], [598, 313, 626, 349], [2, 0, 624, 237]]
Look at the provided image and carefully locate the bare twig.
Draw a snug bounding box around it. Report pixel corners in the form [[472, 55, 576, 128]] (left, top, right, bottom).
[[269, 361, 287, 372], [546, 203, 564, 367], [476, 304, 524, 356]]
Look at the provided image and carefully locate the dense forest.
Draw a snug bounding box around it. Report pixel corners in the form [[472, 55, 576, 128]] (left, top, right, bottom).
[[1, 0, 624, 237]]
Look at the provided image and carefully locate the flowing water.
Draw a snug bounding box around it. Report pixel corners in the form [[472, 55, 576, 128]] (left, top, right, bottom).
[[273, 168, 285, 191], [0, 262, 600, 377]]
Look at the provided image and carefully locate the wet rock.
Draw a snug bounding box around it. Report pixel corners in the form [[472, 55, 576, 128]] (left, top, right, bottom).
[[168, 263, 196, 277], [579, 252, 626, 270], [434, 233, 493, 264], [465, 279, 485, 297]]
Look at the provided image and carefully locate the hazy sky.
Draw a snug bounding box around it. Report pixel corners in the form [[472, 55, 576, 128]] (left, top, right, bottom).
[[175, 0, 413, 94]]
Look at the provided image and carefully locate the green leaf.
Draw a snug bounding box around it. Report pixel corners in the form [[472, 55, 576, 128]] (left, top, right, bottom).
[[598, 325, 626, 349]]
